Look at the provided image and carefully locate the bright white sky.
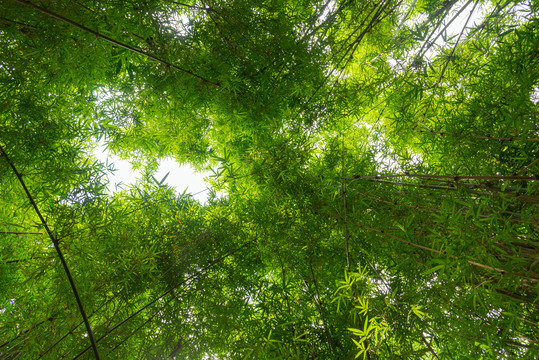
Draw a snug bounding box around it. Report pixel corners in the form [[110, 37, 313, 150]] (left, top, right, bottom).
[[96, 144, 211, 203]]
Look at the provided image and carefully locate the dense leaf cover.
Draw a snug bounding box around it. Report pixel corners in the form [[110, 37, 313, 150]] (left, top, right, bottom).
[[1, 0, 538, 359]]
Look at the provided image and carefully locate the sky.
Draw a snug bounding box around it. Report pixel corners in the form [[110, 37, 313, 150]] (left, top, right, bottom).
[[95, 144, 211, 203]]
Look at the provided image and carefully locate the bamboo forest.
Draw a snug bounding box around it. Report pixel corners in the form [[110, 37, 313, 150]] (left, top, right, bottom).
[[0, 0, 538, 359]]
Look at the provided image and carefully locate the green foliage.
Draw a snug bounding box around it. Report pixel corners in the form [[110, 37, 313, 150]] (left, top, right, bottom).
[[1, 0, 538, 359]]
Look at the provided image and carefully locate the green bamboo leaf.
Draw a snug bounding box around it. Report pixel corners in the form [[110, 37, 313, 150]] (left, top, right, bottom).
[[423, 264, 444, 275]]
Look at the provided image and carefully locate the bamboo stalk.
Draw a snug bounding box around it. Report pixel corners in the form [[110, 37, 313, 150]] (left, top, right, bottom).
[[0, 231, 44, 235], [71, 242, 250, 360], [363, 179, 539, 203], [417, 328, 440, 360], [353, 190, 536, 226], [436, 0, 478, 85], [14, 0, 220, 87], [38, 291, 123, 359], [515, 158, 539, 176], [0, 144, 101, 360], [416, 129, 539, 142], [345, 173, 538, 181], [346, 220, 539, 282], [308, 258, 336, 352]]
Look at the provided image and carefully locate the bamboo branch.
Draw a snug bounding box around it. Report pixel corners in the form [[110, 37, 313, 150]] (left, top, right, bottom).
[[436, 0, 478, 85], [341, 121, 350, 272], [515, 158, 539, 176], [352, 179, 539, 203], [0, 231, 43, 235], [353, 190, 536, 226], [103, 297, 175, 357], [343, 180, 350, 272], [277, 251, 292, 315], [308, 258, 336, 352], [417, 329, 440, 360], [171, 1, 213, 11], [346, 220, 539, 282], [0, 315, 55, 351], [345, 173, 538, 181], [71, 242, 250, 360], [416, 129, 539, 142], [13, 0, 220, 87], [38, 291, 123, 359], [0, 144, 101, 360]]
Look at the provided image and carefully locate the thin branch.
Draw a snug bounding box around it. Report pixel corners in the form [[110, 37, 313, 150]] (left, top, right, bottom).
[[345, 173, 538, 181], [308, 258, 336, 352], [353, 190, 535, 226], [416, 129, 539, 142], [0, 144, 101, 360], [418, 330, 440, 360], [13, 0, 220, 87], [351, 179, 539, 203], [341, 115, 350, 272], [170, 1, 212, 11], [0, 16, 38, 29], [38, 290, 124, 359], [0, 231, 43, 235], [0, 315, 55, 351], [277, 251, 292, 315], [351, 221, 538, 282], [436, 1, 479, 85], [103, 296, 175, 357], [71, 242, 250, 360], [418, 0, 474, 60], [515, 158, 539, 176]]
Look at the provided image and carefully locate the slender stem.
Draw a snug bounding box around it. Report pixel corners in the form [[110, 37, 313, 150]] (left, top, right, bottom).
[[39, 290, 123, 359], [436, 1, 478, 84], [345, 173, 538, 181], [357, 179, 539, 203], [416, 326, 440, 360], [353, 190, 533, 225], [352, 222, 538, 282], [341, 116, 350, 272], [0, 315, 55, 350], [277, 251, 292, 315], [103, 296, 175, 357], [416, 129, 539, 142], [308, 258, 335, 352], [0, 231, 43, 235], [171, 1, 212, 11], [71, 242, 250, 360], [515, 158, 539, 175], [0, 145, 101, 360], [13, 0, 220, 87]]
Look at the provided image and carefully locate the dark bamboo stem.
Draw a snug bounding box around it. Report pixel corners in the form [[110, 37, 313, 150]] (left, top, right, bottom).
[[103, 296, 175, 357], [343, 218, 538, 282], [515, 158, 539, 175], [38, 289, 124, 359], [71, 242, 249, 360], [356, 179, 539, 203], [277, 251, 292, 315], [345, 173, 538, 181], [308, 258, 336, 352], [0, 315, 55, 351], [354, 190, 535, 226], [417, 328, 440, 360], [436, 1, 478, 85], [14, 0, 220, 87], [0, 144, 101, 360], [416, 129, 539, 142], [0, 231, 43, 235]]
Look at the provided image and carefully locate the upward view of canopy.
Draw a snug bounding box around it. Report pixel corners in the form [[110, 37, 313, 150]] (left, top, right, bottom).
[[0, 0, 538, 359]]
